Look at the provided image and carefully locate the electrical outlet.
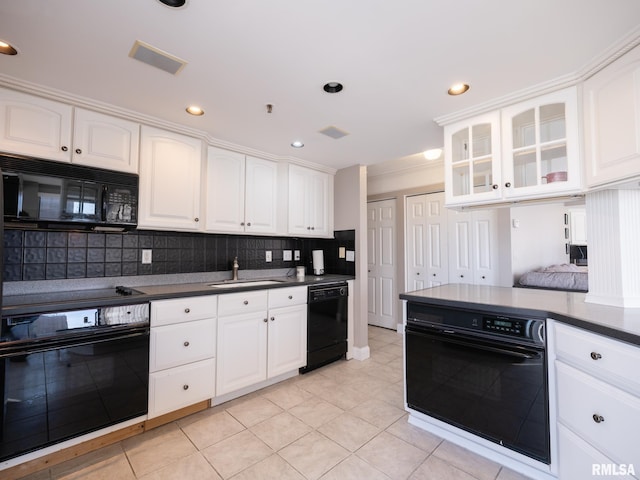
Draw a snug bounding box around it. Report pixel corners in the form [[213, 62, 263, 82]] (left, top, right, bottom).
[[283, 250, 292, 261], [294, 250, 300, 261], [141, 249, 152, 264], [265, 250, 272, 262], [338, 247, 346, 259]]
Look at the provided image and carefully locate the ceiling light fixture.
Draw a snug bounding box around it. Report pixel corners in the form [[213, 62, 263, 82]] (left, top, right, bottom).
[[448, 83, 470, 95], [323, 82, 343, 94], [0, 40, 18, 56], [291, 141, 304, 148], [157, 0, 187, 7], [186, 105, 204, 116], [423, 148, 443, 161]]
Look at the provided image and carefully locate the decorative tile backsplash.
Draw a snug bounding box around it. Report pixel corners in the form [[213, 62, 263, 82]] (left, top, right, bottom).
[[3, 229, 356, 282]]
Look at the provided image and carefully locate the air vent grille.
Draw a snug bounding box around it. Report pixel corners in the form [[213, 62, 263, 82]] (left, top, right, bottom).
[[319, 126, 349, 139], [129, 40, 187, 75]]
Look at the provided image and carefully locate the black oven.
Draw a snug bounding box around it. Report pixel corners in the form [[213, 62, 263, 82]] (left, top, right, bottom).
[[0, 300, 149, 462], [405, 303, 550, 464]]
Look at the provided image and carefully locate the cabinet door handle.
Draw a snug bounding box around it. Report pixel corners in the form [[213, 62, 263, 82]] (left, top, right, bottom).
[[311, 226, 315, 230], [183, 384, 189, 391], [492, 184, 498, 190], [590, 352, 602, 360], [194, 217, 199, 222], [592, 414, 605, 423], [61, 146, 68, 152], [263, 318, 268, 322], [184, 308, 190, 313], [433, 274, 436, 277], [75, 148, 82, 155], [240, 222, 245, 226], [307, 226, 311, 230], [460, 275, 464, 278], [183, 341, 190, 347], [270, 316, 275, 321], [505, 182, 512, 188], [288, 295, 293, 300], [244, 300, 249, 305], [247, 222, 251, 226]]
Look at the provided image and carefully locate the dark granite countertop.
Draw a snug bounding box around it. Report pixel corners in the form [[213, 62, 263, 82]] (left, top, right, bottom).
[[400, 284, 640, 347], [2, 274, 354, 317]]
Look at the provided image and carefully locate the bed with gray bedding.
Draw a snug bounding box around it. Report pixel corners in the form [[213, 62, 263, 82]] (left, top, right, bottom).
[[517, 264, 588, 292]]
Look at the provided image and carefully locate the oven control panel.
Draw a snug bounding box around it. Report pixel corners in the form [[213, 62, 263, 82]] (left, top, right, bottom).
[[483, 317, 525, 337]]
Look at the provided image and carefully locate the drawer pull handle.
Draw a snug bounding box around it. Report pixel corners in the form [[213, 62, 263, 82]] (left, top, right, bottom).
[[184, 341, 190, 347], [184, 308, 190, 314], [590, 352, 602, 360], [270, 316, 275, 321], [263, 318, 268, 322], [244, 300, 249, 305], [288, 295, 293, 300], [183, 384, 189, 391], [592, 414, 605, 424]]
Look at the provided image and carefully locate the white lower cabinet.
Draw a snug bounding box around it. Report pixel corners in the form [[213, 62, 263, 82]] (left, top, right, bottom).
[[148, 295, 217, 418], [553, 322, 640, 479], [216, 287, 307, 396]]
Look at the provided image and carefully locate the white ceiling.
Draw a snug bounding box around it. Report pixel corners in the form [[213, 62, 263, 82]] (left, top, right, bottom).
[[1, 0, 640, 171]]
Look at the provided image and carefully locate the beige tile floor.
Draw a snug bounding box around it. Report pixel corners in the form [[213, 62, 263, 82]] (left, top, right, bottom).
[[17, 326, 533, 480]]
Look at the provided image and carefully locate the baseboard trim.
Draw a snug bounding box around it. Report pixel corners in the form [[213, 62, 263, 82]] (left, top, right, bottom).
[[351, 345, 370, 361]]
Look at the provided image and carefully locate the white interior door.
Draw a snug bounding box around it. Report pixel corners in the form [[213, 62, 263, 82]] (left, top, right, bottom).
[[367, 199, 397, 329]]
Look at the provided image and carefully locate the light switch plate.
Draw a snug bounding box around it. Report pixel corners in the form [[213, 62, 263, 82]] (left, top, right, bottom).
[[265, 251, 272, 262], [141, 249, 152, 264], [283, 250, 292, 261], [346, 250, 355, 262], [338, 247, 346, 258]]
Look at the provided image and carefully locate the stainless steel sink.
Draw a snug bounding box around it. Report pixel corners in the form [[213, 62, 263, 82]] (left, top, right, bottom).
[[207, 280, 284, 289]]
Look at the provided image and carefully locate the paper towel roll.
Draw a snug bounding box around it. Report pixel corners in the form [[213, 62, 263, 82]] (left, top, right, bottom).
[[312, 250, 324, 275]]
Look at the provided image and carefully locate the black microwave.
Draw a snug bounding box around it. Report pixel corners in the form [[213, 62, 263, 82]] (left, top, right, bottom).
[[1, 153, 138, 231]]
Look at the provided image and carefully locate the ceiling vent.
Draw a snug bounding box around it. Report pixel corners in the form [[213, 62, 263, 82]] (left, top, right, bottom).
[[129, 40, 187, 75], [319, 126, 349, 140]]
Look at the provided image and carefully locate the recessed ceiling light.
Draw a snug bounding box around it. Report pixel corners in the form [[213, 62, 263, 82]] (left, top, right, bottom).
[[157, 0, 186, 7], [0, 40, 18, 56], [423, 148, 443, 160], [323, 82, 343, 94], [291, 140, 304, 148], [186, 105, 204, 116], [448, 83, 470, 95]]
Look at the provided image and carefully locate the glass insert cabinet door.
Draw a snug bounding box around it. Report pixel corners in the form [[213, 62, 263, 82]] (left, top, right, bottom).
[[445, 111, 501, 205], [501, 87, 579, 197]]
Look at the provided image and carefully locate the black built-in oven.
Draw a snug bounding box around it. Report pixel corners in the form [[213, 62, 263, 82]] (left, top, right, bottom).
[[405, 302, 550, 464], [0, 297, 149, 462]]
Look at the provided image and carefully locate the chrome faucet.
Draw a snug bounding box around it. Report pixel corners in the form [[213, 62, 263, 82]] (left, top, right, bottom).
[[232, 257, 239, 281]]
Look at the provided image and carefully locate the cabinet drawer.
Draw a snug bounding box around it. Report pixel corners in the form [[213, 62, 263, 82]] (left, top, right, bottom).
[[554, 322, 640, 395], [151, 295, 217, 327], [150, 318, 216, 372], [556, 361, 640, 468], [149, 358, 215, 418], [269, 286, 307, 308], [218, 290, 268, 316]]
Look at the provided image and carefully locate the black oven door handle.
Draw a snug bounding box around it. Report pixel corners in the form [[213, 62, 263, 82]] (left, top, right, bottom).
[[0, 327, 149, 359], [407, 326, 542, 360]]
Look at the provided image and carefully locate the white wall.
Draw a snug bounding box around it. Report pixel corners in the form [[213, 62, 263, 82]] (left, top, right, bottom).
[[368, 161, 444, 197], [509, 203, 570, 282], [334, 165, 368, 351]]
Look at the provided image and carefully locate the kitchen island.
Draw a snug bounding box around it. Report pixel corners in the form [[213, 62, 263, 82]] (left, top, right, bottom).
[[400, 284, 640, 480]]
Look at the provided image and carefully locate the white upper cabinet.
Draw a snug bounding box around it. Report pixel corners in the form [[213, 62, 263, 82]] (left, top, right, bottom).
[[288, 164, 333, 237], [0, 88, 140, 172], [72, 108, 139, 173], [501, 87, 580, 198], [0, 87, 72, 162], [583, 44, 640, 188], [138, 125, 203, 231], [205, 146, 278, 234], [445, 87, 581, 207]]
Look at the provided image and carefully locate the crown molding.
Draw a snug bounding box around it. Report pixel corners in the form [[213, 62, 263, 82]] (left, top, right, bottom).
[[435, 27, 640, 127], [0, 74, 337, 175]]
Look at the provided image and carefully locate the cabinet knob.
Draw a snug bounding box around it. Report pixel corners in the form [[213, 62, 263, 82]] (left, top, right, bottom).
[[590, 352, 602, 360], [263, 318, 268, 322], [247, 222, 251, 226], [460, 275, 464, 278], [75, 148, 82, 155], [481, 275, 486, 279], [61, 146, 68, 152], [505, 182, 512, 188], [592, 414, 605, 424], [311, 226, 315, 230], [270, 316, 275, 321], [432, 274, 436, 277], [183, 341, 190, 347], [194, 217, 199, 222], [288, 295, 293, 300], [244, 300, 249, 305], [307, 226, 311, 230], [416, 272, 420, 276], [184, 308, 190, 313], [240, 222, 245, 226], [492, 184, 498, 190], [183, 384, 189, 391]]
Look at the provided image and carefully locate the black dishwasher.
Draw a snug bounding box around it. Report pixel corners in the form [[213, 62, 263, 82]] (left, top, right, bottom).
[[300, 283, 348, 373]]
